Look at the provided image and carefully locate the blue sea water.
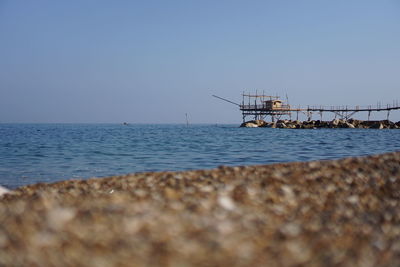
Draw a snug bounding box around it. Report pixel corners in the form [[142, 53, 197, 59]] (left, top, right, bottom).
[[0, 123, 400, 189]]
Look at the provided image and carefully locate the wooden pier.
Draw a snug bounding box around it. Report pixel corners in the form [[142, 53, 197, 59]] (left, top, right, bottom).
[[213, 92, 400, 122]]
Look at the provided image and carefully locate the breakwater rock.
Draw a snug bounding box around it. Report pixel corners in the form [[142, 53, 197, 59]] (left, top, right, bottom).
[[1, 152, 400, 266], [241, 118, 400, 129]]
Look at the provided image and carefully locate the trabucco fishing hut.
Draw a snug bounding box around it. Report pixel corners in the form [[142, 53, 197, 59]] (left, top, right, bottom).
[[213, 91, 400, 122]]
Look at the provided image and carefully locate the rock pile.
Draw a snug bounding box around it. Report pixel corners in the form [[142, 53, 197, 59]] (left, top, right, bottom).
[[241, 119, 400, 129], [240, 120, 268, 127], [1, 152, 400, 266]]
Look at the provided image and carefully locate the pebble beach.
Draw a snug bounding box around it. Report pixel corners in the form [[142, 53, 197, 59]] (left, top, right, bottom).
[[1, 152, 400, 266]]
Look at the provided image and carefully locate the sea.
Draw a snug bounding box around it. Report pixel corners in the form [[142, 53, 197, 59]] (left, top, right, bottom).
[[1, 123, 400, 189]]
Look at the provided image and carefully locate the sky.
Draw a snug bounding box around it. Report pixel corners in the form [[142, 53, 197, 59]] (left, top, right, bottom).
[[0, 0, 399, 123]]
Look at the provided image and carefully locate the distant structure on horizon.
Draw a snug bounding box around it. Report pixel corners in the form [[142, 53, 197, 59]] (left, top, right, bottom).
[[213, 91, 400, 122]]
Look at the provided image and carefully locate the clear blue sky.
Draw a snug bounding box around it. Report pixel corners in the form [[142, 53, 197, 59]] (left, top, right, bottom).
[[1, 0, 399, 123]]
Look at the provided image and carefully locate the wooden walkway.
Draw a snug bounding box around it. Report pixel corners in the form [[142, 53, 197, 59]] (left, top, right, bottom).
[[240, 103, 400, 121], [212, 94, 400, 122]]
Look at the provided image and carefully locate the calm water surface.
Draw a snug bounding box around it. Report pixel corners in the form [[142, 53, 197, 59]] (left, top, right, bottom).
[[1, 123, 400, 188]]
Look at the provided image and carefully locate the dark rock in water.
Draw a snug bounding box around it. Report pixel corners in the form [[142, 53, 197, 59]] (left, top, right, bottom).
[[347, 118, 361, 127], [337, 120, 348, 128], [240, 120, 268, 128], [276, 122, 287, 128], [342, 122, 355, 128], [331, 119, 340, 127], [382, 120, 396, 129], [320, 121, 330, 128], [240, 122, 258, 128], [360, 120, 373, 128], [301, 124, 314, 129], [370, 121, 383, 129]]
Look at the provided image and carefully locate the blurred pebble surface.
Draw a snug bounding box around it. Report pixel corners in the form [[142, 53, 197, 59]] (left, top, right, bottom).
[[0, 152, 400, 266]]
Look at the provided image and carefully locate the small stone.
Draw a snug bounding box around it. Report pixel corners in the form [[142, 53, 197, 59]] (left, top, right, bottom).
[[280, 223, 301, 237], [0, 185, 10, 196], [218, 195, 236, 210], [326, 184, 336, 193], [134, 189, 147, 198], [47, 207, 76, 230], [200, 185, 214, 193], [347, 195, 359, 204], [285, 240, 311, 264], [164, 187, 180, 200]]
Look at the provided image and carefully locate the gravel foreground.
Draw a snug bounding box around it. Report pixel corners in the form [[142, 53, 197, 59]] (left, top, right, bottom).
[[1, 152, 400, 267]]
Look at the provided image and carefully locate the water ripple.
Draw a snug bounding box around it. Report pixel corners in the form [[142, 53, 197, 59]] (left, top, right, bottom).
[[0, 124, 399, 188]]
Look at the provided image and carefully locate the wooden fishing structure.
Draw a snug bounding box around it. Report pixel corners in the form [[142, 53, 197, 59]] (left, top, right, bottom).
[[212, 91, 400, 122]]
